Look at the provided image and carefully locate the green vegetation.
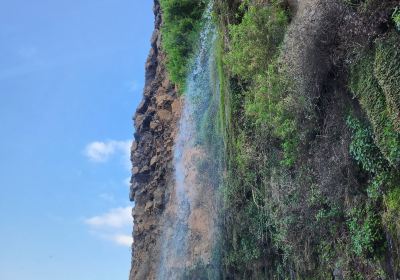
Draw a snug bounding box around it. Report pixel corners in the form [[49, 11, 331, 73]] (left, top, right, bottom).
[[393, 7, 400, 30], [214, 0, 400, 278], [160, 0, 207, 90], [346, 115, 387, 173], [223, 1, 299, 167], [347, 202, 383, 256], [160, 0, 400, 277], [349, 33, 400, 166]]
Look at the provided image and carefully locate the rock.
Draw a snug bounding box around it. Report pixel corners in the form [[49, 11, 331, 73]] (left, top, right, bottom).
[[156, 109, 172, 122], [132, 167, 139, 175], [131, 141, 138, 152], [140, 166, 150, 173], [150, 156, 158, 166], [145, 201, 153, 212], [129, 1, 181, 279], [171, 99, 181, 115], [150, 121, 158, 130], [136, 99, 148, 114], [156, 94, 174, 107], [135, 114, 145, 128]]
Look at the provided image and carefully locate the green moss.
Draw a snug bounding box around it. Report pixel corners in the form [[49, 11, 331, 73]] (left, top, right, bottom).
[[160, 0, 207, 90]]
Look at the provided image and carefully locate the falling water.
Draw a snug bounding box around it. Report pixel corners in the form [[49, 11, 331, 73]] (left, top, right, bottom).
[[158, 1, 223, 279]]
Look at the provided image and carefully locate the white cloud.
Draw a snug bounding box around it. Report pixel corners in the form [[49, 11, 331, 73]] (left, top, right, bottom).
[[110, 234, 133, 247], [84, 140, 131, 164], [85, 206, 133, 247], [85, 206, 132, 228]]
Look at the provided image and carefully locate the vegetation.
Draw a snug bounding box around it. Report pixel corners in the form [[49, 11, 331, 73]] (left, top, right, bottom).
[[349, 33, 400, 166], [393, 7, 400, 30], [160, 0, 207, 90], [159, 0, 400, 278], [213, 0, 400, 278]]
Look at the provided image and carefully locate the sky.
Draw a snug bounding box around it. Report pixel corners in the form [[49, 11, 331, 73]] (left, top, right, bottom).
[[0, 1, 153, 279]]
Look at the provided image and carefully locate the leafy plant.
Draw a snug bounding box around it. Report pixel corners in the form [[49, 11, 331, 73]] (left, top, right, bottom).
[[349, 41, 400, 166], [347, 203, 383, 256], [393, 7, 400, 30], [160, 0, 207, 90]]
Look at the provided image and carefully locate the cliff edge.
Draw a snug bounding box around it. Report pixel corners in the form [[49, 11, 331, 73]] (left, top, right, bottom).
[[129, 1, 181, 279]]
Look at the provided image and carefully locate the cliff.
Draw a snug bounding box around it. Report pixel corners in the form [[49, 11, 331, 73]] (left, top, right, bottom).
[[129, 1, 181, 279]]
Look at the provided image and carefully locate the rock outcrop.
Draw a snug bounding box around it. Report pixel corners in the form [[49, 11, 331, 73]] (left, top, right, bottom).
[[129, 1, 181, 279]]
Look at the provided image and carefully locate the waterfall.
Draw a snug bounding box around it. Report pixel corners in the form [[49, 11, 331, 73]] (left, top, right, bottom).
[[158, 2, 223, 279]]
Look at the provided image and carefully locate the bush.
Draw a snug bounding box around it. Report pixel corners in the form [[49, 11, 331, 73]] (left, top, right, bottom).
[[160, 0, 207, 89], [349, 39, 400, 166], [383, 188, 400, 235], [393, 7, 400, 30], [346, 115, 387, 173], [347, 203, 383, 256], [374, 33, 400, 132], [224, 3, 288, 80]]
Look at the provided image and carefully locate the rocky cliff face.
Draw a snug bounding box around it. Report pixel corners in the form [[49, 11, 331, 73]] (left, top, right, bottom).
[[129, 1, 181, 279]]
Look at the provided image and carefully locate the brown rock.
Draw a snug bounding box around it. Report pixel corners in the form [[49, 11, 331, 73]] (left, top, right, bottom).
[[171, 99, 181, 115], [150, 156, 158, 166], [156, 94, 174, 107], [150, 121, 158, 130], [156, 109, 172, 122], [140, 166, 150, 173], [131, 141, 138, 152], [135, 114, 145, 128]]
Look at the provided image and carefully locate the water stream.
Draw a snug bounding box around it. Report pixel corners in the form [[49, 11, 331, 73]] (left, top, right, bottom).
[[158, 2, 223, 279]]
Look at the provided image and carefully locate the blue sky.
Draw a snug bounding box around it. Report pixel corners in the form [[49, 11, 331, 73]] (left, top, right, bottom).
[[0, 1, 153, 279]]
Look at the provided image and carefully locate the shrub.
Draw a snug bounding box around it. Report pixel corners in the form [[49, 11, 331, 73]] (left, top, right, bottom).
[[374, 33, 400, 132], [224, 3, 288, 80], [347, 203, 383, 256], [383, 187, 400, 234], [346, 115, 387, 173], [393, 7, 400, 30], [160, 0, 207, 89], [349, 42, 400, 166]]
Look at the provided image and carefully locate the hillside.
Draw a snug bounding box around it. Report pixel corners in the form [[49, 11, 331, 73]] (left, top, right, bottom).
[[130, 0, 400, 279]]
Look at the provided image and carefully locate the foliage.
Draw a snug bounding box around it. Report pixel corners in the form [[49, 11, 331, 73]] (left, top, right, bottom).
[[224, 1, 299, 167], [393, 7, 400, 30], [349, 37, 400, 166], [160, 0, 207, 90], [383, 188, 400, 234], [346, 115, 387, 173], [347, 202, 383, 256], [224, 3, 288, 80], [374, 33, 400, 133], [213, 0, 400, 278]]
